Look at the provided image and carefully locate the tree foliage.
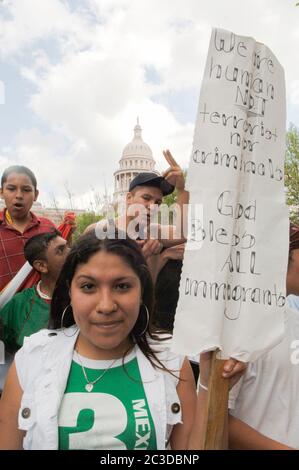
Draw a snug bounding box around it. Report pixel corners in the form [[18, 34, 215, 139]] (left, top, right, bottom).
[[74, 212, 104, 238], [285, 124, 299, 225], [162, 189, 178, 207]]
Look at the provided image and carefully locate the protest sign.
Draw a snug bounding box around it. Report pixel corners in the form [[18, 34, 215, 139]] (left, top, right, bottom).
[[172, 28, 289, 362]]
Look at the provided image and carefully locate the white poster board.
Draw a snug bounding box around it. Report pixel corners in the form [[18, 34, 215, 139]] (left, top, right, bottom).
[[172, 28, 289, 362]]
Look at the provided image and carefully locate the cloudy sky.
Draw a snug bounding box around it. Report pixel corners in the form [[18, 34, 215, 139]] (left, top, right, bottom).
[[0, 0, 298, 210]]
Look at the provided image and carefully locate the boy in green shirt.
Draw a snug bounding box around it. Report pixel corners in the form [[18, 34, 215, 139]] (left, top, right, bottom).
[[0, 230, 69, 352]]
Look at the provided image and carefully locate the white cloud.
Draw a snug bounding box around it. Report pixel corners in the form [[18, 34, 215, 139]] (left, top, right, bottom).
[[0, 0, 94, 58], [0, 0, 298, 209], [0, 154, 11, 170], [0, 79, 5, 104]]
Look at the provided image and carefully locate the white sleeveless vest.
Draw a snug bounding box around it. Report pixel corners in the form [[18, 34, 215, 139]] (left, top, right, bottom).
[[15, 327, 183, 450]]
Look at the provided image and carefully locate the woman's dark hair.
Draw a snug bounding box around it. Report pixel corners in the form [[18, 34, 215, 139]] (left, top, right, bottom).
[[50, 231, 170, 371], [1, 165, 37, 190]]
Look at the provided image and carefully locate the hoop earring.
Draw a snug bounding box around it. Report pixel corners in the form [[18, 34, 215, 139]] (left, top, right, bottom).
[[61, 304, 78, 337], [138, 303, 149, 336]]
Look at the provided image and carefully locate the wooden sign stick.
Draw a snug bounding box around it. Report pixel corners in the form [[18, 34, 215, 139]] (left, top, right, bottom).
[[201, 349, 229, 450]]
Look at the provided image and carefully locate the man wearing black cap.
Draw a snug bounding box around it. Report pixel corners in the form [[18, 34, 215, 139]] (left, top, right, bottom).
[[128, 171, 175, 196], [85, 150, 188, 276]]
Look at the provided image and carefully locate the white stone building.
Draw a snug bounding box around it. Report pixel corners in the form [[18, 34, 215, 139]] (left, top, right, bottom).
[[113, 119, 158, 204]]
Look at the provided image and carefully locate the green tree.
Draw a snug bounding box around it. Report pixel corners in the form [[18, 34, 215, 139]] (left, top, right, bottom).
[[285, 124, 299, 225], [163, 189, 178, 207], [74, 212, 104, 238]]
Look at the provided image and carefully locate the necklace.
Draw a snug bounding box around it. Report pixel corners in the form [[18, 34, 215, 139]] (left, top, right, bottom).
[[36, 281, 52, 300], [75, 351, 119, 392], [5, 210, 13, 225]]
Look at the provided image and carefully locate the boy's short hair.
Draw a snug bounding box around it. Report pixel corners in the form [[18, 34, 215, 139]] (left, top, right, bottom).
[[24, 230, 61, 266], [1, 165, 37, 190]]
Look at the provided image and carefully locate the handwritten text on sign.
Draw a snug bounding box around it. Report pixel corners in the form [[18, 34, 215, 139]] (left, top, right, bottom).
[[172, 29, 289, 362]]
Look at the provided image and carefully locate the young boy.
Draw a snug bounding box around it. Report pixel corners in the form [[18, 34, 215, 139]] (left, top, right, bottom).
[[0, 230, 69, 353], [228, 223, 299, 450], [0, 166, 56, 291]]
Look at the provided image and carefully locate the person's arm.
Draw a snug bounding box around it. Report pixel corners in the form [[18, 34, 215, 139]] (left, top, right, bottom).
[[84, 219, 108, 236], [148, 252, 169, 284], [0, 299, 16, 350], [169, 358, 197, 450], [171, 355, 246, 450], [157, 226, 186, 248], [160, 150, 189, 247], [150, 244, 185, 283], [133, 239, 164, 281], [188, 356, 245, 449], [0, 361, 24, 450], [229, 415, 294, 450], [172, 185, 189, 242], [83, 223, 97, 234]]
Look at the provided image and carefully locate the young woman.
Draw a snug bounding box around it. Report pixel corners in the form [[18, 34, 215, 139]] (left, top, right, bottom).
[[0, 232, 243, 450]]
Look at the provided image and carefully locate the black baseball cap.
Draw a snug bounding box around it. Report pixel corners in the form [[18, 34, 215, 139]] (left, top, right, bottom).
[[129, 172, 174, 196]]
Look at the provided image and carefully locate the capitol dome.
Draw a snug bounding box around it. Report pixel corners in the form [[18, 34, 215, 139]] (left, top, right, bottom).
[[113, 119, 157, 203], [121, 121, 153, 159]]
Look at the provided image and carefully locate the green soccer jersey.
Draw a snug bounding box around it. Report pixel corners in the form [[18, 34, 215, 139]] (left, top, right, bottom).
[[58, 350, 157, 450], [0, 287, 50, 352]]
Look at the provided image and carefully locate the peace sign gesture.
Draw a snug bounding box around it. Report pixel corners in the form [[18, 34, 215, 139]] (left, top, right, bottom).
[[162, 149, 185, 191]]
